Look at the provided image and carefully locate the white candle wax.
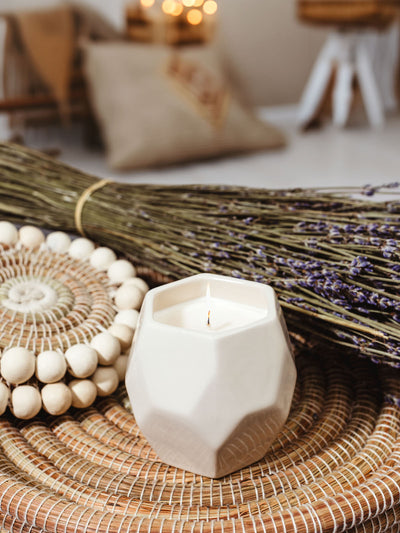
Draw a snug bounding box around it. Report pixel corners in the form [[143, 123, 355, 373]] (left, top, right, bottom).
[[153, 296, 267, 332]]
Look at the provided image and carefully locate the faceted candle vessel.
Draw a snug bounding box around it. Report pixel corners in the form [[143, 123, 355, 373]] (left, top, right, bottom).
[[126, 274, 296, 478]]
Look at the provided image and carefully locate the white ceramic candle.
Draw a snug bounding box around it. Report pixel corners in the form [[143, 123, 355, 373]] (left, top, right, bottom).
[[126, 273, 296, 478]]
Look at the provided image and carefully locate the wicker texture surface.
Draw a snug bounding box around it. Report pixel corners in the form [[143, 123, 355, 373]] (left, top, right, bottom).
[[0, 247, 114, 352], [0, 348, 399, 533], [0, 232, 142, 419]]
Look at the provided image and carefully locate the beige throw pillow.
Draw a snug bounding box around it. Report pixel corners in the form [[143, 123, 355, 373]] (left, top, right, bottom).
[[84, 42, 286, 170]]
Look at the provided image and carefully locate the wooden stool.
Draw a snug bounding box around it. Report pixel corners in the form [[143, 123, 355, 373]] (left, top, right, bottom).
[[297, 0, 399, 128], [298, 25, 399, 128]]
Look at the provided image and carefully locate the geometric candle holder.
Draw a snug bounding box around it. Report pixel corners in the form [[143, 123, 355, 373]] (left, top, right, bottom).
[[126, 273, 297, 478]]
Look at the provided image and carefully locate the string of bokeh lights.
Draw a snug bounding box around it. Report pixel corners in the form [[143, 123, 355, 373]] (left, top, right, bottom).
[[140, 0, 218, 25]]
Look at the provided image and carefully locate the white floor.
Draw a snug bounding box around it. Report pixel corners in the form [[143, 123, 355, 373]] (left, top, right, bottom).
[[4, 106, 400, 190]]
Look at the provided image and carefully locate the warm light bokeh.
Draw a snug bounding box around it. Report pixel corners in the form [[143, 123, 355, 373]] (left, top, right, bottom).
[[171, 2, 184, 15], [140, 0, 155, 7], [186, 8, 203, 24], [203, 0, 217, 15], [162, 0, 177, 14], [146, 0, 216, 21]]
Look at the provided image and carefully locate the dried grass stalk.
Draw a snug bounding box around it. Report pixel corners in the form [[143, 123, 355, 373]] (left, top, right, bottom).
[[1, 142, 400, 368]]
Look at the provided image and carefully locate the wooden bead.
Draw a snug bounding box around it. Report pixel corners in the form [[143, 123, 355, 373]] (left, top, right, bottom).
[[0, 221, 18, 246], [90, 332, 120, 366], [107, 260, 136, 284], [65, 344, 98, 378], [108, 324, 134, 351], [69, 379, 97, 408], [89, 247, 117, 271], [1, 347, 35, 385], [19, 225, 45, 249], [68, 238, 95, 260], [12, 385, 42, 419], [0, 382, 10, 415], [114, 355, 129, 382], [41, 383, 72, 415], [92, 366, 119, 397], [115, 284, 144, 310], [122, 277, 149, 294], [114, 309, 140, 330], [46, 231, 71, 253], [36, 350, 67, 383]]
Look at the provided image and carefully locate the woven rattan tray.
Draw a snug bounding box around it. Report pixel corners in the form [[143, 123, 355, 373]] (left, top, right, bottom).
[[0, 339, 399, 532]]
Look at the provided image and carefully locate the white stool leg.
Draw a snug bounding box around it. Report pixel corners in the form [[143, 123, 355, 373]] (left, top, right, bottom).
[[332, 33, 355, 127], [356, 34, 385, 127], [377, 24, 399, 112], [333, 60, 354, 127], [297, 33, 338, 127]]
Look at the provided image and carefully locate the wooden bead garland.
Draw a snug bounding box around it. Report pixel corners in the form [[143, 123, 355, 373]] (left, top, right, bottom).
[[41, 383, 72, 415], [92, 366, 119, 397], [0, 221, 148, 419], [89, 247, 117, 271], [68, 237, 95, 259], [115, 284, 144, 310], [46, 231, 71, 253], [122, 276, 150, 294], [113, 354, 129, 381], [11, 385, 42, 419], [36, 350, 67, 383], [68, 379, 97, 408], [0, 221, 18, 246], [108, 323, 134, 351], [114, 309, 140, 330], [0, 382, 10, 415], [1, 347, 36, 384], [107, 259, 137, 283], [65, 344, 99, 378], [90, 332, 120, 366], [18, 225, 45, 249]]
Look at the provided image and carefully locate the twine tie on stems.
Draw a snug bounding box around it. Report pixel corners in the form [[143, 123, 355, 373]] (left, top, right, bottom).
[[74, 179, 112, 237]]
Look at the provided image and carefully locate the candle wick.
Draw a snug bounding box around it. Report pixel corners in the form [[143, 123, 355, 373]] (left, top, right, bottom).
[[206, 284, 211, 327]]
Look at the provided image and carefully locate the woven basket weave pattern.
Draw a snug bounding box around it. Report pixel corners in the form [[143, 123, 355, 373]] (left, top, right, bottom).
[[0, 347, 398, 533], [0, 247, 114, 352]]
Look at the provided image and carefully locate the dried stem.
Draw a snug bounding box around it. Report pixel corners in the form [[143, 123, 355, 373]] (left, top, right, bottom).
[[1, 142, 400, 367]]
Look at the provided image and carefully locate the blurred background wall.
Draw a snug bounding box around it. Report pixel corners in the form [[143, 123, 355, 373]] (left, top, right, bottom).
[[217, 0, 328, 105], [0, 0, 328, 105]]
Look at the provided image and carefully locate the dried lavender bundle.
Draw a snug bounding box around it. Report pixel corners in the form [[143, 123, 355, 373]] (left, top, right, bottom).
[[0, 142, 400, 367]]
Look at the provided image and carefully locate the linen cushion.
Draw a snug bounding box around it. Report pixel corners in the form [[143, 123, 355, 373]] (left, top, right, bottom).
[[84, 42, 286, 170]]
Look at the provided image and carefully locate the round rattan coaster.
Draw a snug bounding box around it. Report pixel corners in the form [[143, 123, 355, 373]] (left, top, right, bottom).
[[0, 347, 399, 533], [0, 223, 145, 419]]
